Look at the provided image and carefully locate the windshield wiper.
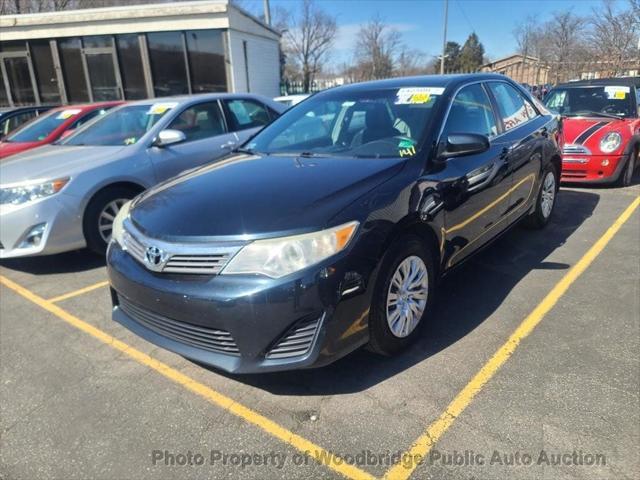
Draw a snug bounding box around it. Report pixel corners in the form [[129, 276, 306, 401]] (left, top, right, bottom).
[[566, 110, 622, 120], [232, 146, 260, 155]]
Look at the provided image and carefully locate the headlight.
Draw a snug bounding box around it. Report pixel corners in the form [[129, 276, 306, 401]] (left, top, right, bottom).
[[111, 200, 131, 246], [222, 221, 359, 278], [0, 178, 69, 206], [600, 132, 622, 153]]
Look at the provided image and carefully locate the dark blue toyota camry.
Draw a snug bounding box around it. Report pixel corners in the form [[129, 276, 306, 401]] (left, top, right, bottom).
[[107, 73, 561, 373]]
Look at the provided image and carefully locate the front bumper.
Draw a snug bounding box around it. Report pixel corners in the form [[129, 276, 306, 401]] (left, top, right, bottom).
[[107, 241, 373, 373], [0, 193, 86, 258], [560, 153, 627, 183]]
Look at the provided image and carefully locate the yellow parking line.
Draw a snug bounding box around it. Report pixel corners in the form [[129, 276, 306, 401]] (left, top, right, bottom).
[[0, 275, 375, 480], [383, 195, 640, 480], [47, 280, 110, 303]]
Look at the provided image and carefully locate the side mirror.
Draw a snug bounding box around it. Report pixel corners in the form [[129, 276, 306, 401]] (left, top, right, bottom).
[[438, 133, 490, 159], [153, 129, 186, 148]]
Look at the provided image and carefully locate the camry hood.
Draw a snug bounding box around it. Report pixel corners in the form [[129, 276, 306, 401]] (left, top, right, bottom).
[[0, 145, 126, 185], [132, 153, 405, 239]]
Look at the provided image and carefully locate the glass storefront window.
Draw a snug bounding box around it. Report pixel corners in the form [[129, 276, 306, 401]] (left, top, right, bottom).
[[146, 31, 189, 97], [115, 34, 146, 99], [0, 41, 27, 53], [185, 30, 227, 93], [29, 40, 61, 104], [58, 38, 89, 103], [3, 57, 35, 105], [86, 53, 120, 101], [0, 68, 9, 106], [83, 36, 112, 49]]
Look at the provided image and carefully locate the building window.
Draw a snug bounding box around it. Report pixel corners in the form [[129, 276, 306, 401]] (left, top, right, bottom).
[[0, 68, 10, 106], [146, 31, 189, 97], [58, 38, 89, 102], [30, 40, 61, 104], [115, 34, 146, 100], [3, 56, 35, 105], [185, 30, 227, 93]]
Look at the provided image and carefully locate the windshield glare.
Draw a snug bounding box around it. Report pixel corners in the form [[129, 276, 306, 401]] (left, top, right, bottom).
[[5, 109, 73, 143], [63, 104, 173, 146], [544, 86, 634, 117], [247, 87, 444, 158]]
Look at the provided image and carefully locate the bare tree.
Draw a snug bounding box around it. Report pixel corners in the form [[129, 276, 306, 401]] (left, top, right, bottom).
[[588, 0, 640, 75], [543, 11, 588, 82], [353, 16, 402, 80], [282, 0, 336, 92]]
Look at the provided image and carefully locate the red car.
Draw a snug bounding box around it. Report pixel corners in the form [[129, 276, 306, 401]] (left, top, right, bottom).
[[544, 77, 640, 186], [0, 101, 123, 160]]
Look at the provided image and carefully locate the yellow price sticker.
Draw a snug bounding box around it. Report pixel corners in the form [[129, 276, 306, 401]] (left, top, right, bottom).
[[410, 93, 430, 104], [614, 91, 626, 99]]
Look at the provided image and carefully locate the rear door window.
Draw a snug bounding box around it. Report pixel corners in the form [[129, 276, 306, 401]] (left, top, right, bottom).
[[488, 82, 533, 131], [224, 99, 272, 131], [441, 83, 498, 138]]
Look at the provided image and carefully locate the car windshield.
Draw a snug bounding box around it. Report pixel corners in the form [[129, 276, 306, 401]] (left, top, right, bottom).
[[247, 87, 444, 158], [5, 108, 79, 143], [62, 103, 175, 146], [544, 85, 635, 118]]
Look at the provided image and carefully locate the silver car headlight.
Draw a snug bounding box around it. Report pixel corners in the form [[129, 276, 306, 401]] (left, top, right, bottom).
[[111, 200, 132, 247], [222, 221, 359, 278], [600, 132, 622, 153], [0, 178, 69, 206]]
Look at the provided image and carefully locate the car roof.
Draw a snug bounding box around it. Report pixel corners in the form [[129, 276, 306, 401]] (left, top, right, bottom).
[[126, 92, 276, 107], [0, 105, 56, 115], [555, 77, 640, 89], [325, 73, 511, 94]]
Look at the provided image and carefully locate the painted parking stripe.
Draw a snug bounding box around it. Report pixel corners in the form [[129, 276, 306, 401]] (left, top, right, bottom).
[[0, 275, 375, 480], [383, 195, 640, 480], [47, 280, 109, 303]]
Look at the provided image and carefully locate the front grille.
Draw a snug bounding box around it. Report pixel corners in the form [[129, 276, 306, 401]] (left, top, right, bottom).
[[563, 144, 591, 155], [562, 170, 588, 179], [118, 295, 240, 355], [163, 254, 230, 274], [121, 222, 242, 275], [266, 315, 323, 360]]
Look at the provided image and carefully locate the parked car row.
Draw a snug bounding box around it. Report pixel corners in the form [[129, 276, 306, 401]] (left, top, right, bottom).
[[1, 74, 638, 374], [0, 94, 286, 257]]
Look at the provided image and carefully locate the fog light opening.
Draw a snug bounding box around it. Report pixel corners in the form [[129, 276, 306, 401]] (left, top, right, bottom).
[[601, 159, 610, 167], [18, 223, 46, 249]]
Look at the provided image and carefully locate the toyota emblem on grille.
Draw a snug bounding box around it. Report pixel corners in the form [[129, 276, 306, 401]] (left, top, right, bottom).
[[145, 246, 165, 269]]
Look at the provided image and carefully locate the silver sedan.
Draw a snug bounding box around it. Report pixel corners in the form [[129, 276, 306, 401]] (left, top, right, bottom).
[[0, 93, 285, 258]]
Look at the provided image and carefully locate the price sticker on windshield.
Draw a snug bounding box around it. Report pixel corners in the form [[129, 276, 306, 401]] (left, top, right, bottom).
[[56, 109, 81, 119], [604, 86, 629, 99], [147, 102, 178, 115], [395, 87, 444, 105]]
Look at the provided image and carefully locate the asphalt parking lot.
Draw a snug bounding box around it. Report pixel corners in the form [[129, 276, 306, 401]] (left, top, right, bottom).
[[1, 179, 639, 480]]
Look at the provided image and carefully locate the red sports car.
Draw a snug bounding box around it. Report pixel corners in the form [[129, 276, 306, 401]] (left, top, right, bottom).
[[0, 101, 123, 160], [544, 77, 640, 186]]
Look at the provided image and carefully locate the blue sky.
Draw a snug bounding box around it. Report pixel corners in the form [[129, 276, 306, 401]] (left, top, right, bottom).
[[245, 0, 611, 65]]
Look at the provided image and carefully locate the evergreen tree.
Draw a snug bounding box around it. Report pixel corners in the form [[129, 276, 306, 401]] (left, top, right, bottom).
[[458, 33, 485, 72]]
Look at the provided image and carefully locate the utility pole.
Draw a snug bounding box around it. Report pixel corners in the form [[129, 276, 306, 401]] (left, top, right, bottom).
[[440, 0, 448, 74], [263, 0, 271, 26]]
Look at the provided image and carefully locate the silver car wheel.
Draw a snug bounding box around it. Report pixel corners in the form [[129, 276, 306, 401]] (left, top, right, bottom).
[[386, 255, 429, 338], [540, 171, 556, 219], [98, 198, 127, 243]]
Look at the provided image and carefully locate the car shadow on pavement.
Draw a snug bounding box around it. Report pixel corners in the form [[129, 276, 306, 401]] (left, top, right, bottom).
[[221, 188, 600, 395], [0, 248, 104, 274]]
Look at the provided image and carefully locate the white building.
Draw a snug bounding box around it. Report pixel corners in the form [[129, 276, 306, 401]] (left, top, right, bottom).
[[0, 0, 281, 106]]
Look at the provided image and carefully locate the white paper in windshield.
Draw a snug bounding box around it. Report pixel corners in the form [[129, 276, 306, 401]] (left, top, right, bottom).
[[395, 87, 445, 105], [56, 109, 82, 119], [604, 86, 630, 99], [147, 102, 178, 115]]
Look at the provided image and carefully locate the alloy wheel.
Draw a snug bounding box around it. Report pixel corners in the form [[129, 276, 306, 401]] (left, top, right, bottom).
[[540, 171, 556, 219], [386, 255, 429, 338], [98, 198, 128, 243]]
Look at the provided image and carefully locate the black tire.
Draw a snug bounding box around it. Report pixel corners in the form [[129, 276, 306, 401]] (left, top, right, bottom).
[[83, 186, 139, 255], [616, 148, 637, 187], [368, 235, 437, 356], [523, 164, 558, 229]]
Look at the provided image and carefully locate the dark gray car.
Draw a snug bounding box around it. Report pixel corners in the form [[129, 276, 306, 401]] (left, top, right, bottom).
[[0, 93, 285, 258]]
